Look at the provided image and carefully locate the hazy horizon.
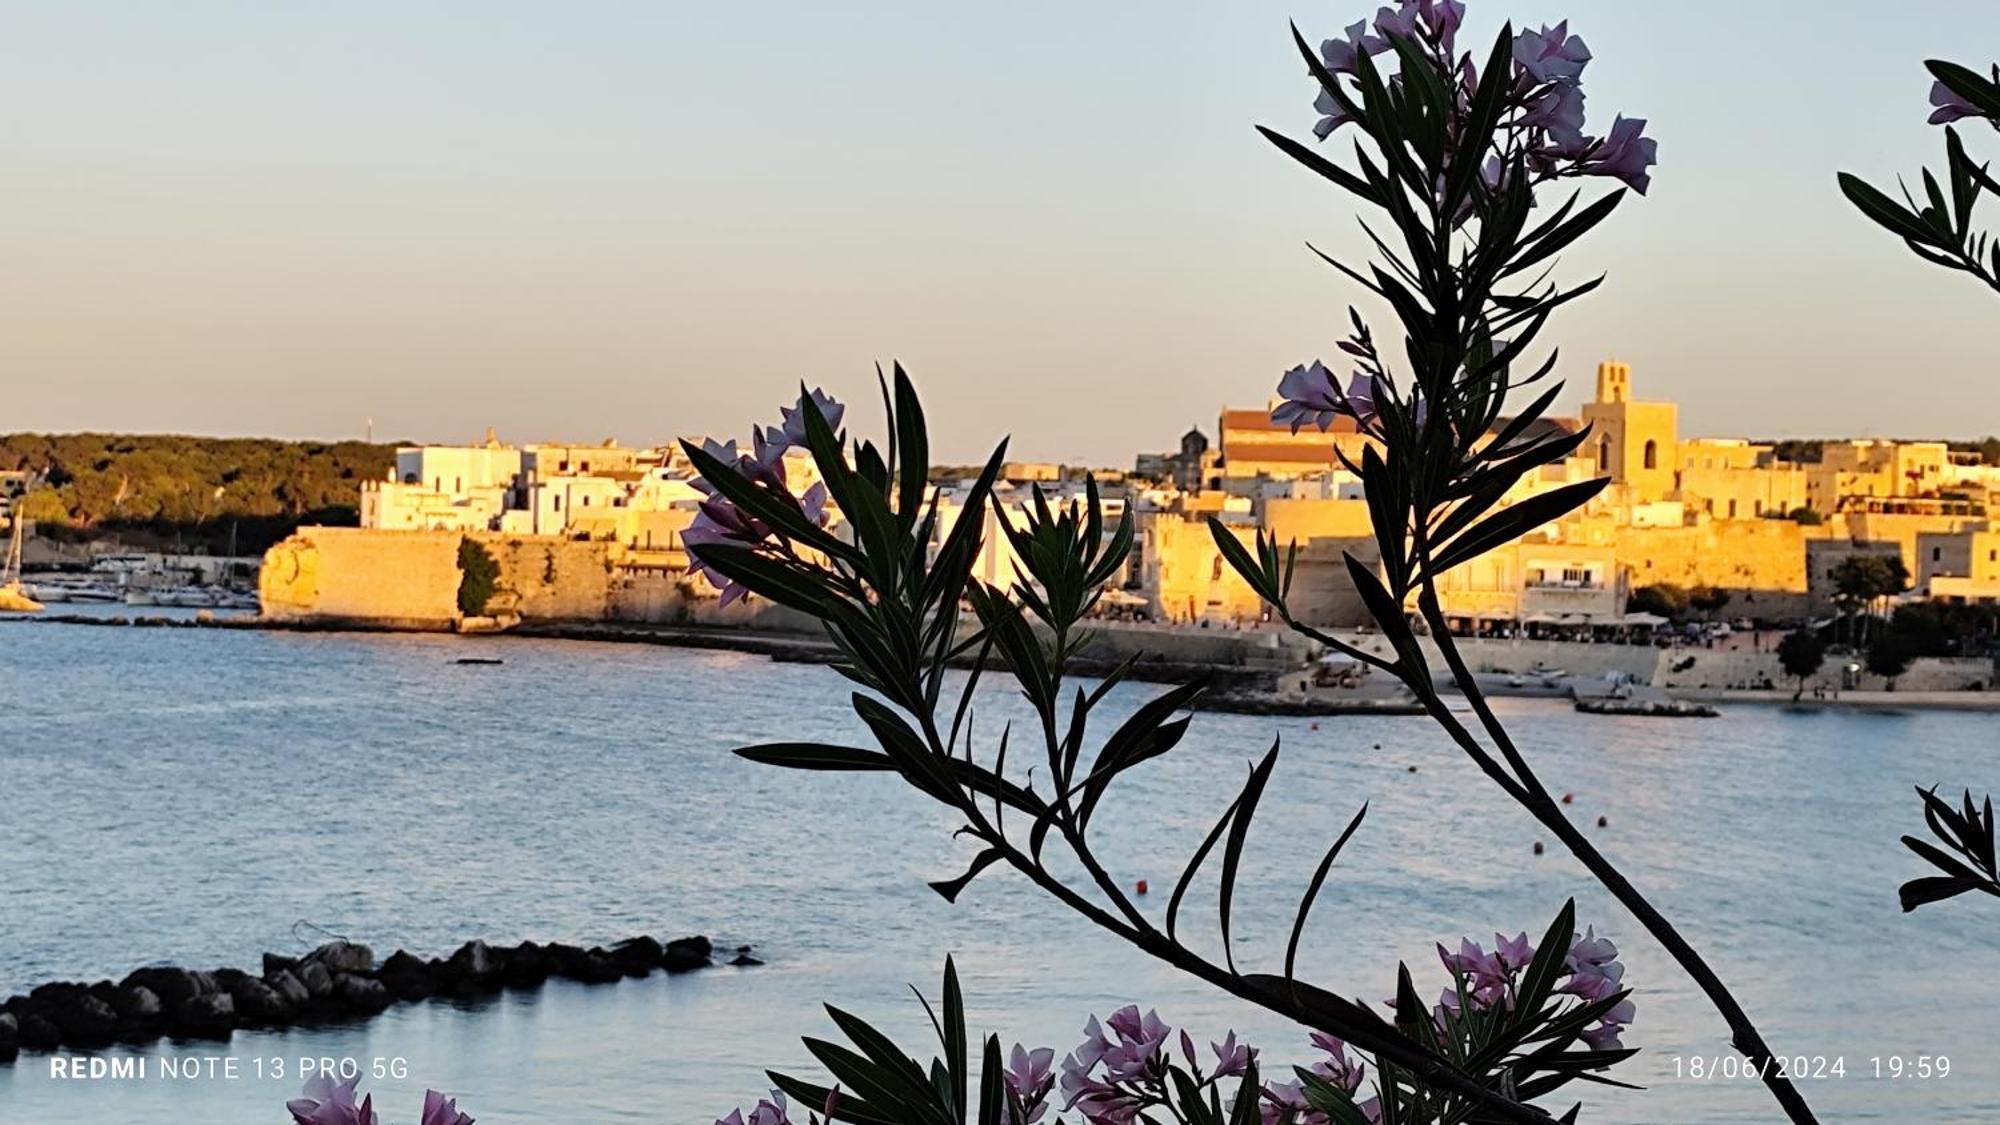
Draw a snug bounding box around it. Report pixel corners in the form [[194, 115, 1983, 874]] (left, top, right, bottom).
[[4, 1, 1999, 461]]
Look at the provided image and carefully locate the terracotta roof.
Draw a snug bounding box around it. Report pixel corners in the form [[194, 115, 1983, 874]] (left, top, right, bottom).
[[1221, 409, 1360, 434], [1222, 442, 1345, 464]]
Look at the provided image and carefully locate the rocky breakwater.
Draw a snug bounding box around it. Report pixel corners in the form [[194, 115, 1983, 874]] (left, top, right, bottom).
[[0, 933, 749, 1062]]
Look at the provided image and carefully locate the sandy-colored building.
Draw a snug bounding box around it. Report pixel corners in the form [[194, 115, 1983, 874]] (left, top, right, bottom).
[[1916, 524, 2000, 604], [1581, 360, 1678, 504], [1217, 404, 1373, 480]]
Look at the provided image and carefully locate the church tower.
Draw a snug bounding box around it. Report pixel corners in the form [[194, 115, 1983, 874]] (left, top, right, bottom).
[[1579, 360, 1677, 503]]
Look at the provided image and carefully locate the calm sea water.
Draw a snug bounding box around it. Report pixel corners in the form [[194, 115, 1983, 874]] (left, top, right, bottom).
[[0, 610, 1995, 1124]]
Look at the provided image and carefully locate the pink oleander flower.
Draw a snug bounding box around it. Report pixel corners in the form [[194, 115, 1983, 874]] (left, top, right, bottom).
[[1929, 79, 1982, 125], [777, 388, 846, 447], [1371, 2, 1421, 43], [287, 1076, 378, 1125], [716, 1090, 794, 1125], [1005, 1043, 1057, 1122], [683, 425, 833, 606], [1313, 87, 1355, 139], [420, 1090, 474, 1125], [1307, 1031, 1368, 1093], [1318, 18, 1386, 77], [1580, 114, 1656, 194], [1211, 1030, 1255, 1078], [1273, 363, 1382, 434], [1522, 82, 1587, 151], [1100, 1005, 1172, 1081], [1512, 21, 1590, 84]]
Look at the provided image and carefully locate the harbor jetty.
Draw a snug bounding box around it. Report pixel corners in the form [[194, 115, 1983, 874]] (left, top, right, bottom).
[[0, 933, 749, 1063]]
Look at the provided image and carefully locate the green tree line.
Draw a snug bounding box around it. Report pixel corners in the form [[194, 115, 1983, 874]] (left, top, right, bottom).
[[1, 433, 395, 554]]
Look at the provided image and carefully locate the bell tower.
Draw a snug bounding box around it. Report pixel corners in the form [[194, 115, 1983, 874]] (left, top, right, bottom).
[[1595, 359, 1631, 404], [1579, 359, 1677, 503]]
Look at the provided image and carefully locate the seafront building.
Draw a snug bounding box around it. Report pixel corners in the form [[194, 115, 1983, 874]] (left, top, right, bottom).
[[1127, 360, 1997, 628], [265, 358, 1997, 632]]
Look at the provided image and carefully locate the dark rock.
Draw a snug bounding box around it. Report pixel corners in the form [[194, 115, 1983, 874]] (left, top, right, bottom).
[[729, 953, 766, 967], [49, 995, 119, 1047], [377, 952, 436, 1001], [332, 974, 392, 1012], [121, 968, 217, 1010], [171, 993, 236, 1040], [606, 942, 653, 979], [446, 941, 498, 984], [228, 978, 294, 1024], [295, 961, 334, 1001], [304, 941, 374, 975], [19, 1014, 60, 1051], [110, 985, 163, 1024], [503, 942, 550, 988], [28, 980, 87, 1010], [610, 936, 662, 975], [549, 944, 620, 984], [662, 936, 713, 973], [263, 970, 311, 1011], [0, 1013, 16, 1061], [263, 952, 298, 976]]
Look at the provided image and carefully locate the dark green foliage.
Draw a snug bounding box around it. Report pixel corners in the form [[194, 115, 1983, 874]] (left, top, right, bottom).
[[1785, 507, 1823, 525], [1299, 904, 1635, 1125], [766, 959, 1038, 1125], [1770, 440, 1824, 465], [1625, 584, 1688, 620], [1900, 787, 2000, 911], [1865, 630, 1915, 687], [1841, 60, 2000, 294], [1216, 15, 1822, 1125], [698, 374, 1553, 1124], [456, 538, 500, 616], [1833, 555, 1911, 604], [1886, 601, 2000, 659], [1688, 586, 1731, 616], [0, 432, 392, 553], [1776, 630, 1826, 700]]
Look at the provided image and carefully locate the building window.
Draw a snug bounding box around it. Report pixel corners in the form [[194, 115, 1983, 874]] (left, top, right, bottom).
[[1596, 436, 1610, 472], [1727, 500, 1737, 519], [1643, 440, 1658, 470]]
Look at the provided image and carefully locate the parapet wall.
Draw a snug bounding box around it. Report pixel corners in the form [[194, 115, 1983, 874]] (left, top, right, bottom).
[[260, 527, 461, 629], [258, 527, 820, 633]]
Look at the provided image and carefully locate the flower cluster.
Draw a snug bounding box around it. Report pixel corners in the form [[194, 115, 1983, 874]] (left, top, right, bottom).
[[1436, 926, 1635, 1050], [1312, 1, 1656, 194], [682, 388, 843, 604], [285, 1077, 473, 1125]]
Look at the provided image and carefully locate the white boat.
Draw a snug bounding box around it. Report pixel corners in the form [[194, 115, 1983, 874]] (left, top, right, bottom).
[[124, 590, 159, 607], [25, 583, 69, 604], [63, 586, 120, 604]]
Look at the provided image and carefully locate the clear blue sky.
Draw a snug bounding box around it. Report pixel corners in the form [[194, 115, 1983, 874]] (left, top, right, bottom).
[[1, 0, 1996, 461]]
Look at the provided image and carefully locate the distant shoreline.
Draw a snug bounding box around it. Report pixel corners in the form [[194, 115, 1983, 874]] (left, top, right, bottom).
[[1671, 688, 2000, 713], [12, 609, 2000, 716]]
